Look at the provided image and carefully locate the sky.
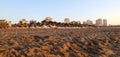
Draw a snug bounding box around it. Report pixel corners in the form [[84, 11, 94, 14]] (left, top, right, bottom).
[[0, 0, 120, 25]]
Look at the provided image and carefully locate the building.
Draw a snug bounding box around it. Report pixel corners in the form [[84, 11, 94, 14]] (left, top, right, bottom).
[[83, 20, 93, 25], [71, 20, 81, 24], [64, 18, 70, 23], [0, 19, 11, 28], [86, 20, 93, 25], [45, 17, 52, 22], [76, 21, 81, 24], [19, 19, 28, 25], [71, 21, 76, 24], [96, 18, 103, 26], [103, 19, 107, 26], [83, 21, 87, 24]]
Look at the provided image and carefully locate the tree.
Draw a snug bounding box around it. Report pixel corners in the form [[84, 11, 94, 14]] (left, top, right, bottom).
[[29, 20, 37, 27]]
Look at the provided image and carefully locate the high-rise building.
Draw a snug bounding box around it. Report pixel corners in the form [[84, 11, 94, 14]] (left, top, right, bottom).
[[64, 18, 70, 23], [96, 18, 103, 26], [103, 19, 107, 26]]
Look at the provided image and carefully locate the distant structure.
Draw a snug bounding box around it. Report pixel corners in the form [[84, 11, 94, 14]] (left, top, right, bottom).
[[7, 20, 12, 27], [0, 17, 108, 28], [76, 21, 81, 24], [71, 21, 76, 24], [45, 17, 52, 22], [95, 18, 107, 26], [19, 19, 28, 25], [83, 21, 87, 24], [64, 18, 70, 23], [83, 20, 93, 25], [96, 18, 103, 26], [0, 19, 11, 28], [103, 19, 107, 26], [71, 21, 81, 25], [86, 20, 93, 25]]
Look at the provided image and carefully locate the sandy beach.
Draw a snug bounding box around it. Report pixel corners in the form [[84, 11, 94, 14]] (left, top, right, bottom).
[[0, 27, 120, 57]]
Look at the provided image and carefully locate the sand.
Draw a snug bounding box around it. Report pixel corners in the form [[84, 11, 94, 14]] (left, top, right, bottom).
[[0, 27, 120, 57]]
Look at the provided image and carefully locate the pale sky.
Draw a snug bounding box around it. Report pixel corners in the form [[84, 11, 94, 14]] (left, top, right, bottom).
[[0, 0, 120, 25]]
